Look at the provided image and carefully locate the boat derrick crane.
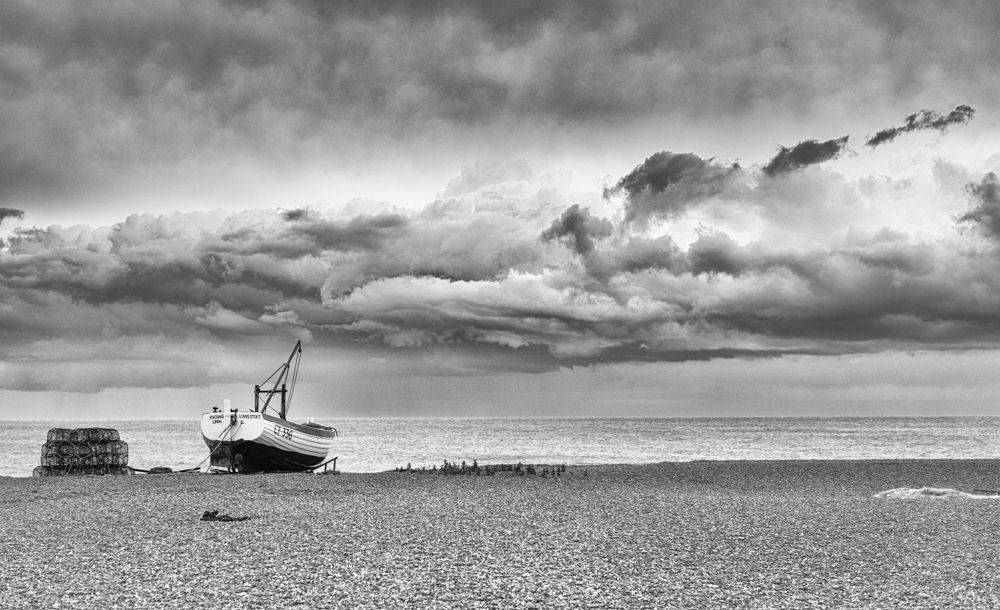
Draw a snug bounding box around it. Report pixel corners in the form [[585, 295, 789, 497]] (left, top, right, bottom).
[[254, 340, 302, 420]]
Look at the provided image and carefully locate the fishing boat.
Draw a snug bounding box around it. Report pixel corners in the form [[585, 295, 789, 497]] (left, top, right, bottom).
[[200, 341, 337, 472]]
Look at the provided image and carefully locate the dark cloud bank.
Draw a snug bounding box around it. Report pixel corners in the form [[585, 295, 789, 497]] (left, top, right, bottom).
[[1, 0, 999, 393], [3, 119, 1000, 393], [1, 1, 999, 210]]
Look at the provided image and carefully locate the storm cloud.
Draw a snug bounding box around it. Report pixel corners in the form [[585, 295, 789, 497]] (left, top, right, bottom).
[[4, 148, 1000, 394], [4, 2, 1000, 218], [958, 173, 1000, 239], [762, 136, 849, 177], [540, 204, 614, 255], [0, 207, 23, 224], [866, 105, 976, 148], [605, 151, 741, 226], [688, 232, 754, 276], [6, 1, 1000, 404]]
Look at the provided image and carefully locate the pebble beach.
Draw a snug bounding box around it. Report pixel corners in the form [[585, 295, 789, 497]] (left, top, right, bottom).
[[3, 460, 1000, 609]]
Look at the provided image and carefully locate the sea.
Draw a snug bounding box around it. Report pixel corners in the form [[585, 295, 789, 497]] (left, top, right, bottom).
[[3, 416, 1000, 478]]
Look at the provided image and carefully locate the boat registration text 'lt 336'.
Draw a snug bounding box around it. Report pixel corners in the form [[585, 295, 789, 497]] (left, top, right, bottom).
[[274, 424, 293, 440]]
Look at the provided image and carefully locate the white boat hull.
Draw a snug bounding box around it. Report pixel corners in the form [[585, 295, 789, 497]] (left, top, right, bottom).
[[200, 410, 336, 472]]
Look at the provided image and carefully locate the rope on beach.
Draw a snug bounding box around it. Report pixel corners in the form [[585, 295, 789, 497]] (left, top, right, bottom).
[[191, 419, 237, 472], [127, 465, 200, 474], [131, 421, 235, 475]]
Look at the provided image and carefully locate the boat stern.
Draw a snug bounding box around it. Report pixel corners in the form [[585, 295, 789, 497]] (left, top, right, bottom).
[[200, 409, 267, 471], [200, 409, 266, 442]]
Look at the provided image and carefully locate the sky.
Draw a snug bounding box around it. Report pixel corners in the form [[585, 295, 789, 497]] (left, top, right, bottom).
[[3, 1, 1000, 419]]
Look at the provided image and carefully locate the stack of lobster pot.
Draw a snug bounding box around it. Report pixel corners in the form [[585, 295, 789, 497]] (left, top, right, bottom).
[[33, 428, 130, 476]]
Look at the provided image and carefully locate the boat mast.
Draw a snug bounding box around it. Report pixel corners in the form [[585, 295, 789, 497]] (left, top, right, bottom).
[[254, 340, 303, 420], [281, 340, 302, 419]]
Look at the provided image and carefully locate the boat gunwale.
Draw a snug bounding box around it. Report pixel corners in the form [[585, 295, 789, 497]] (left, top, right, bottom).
[[261, 412, 338, 439]]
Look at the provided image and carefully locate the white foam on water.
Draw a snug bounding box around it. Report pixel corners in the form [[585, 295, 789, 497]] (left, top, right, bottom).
[[875, 487, 1000, 499]]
